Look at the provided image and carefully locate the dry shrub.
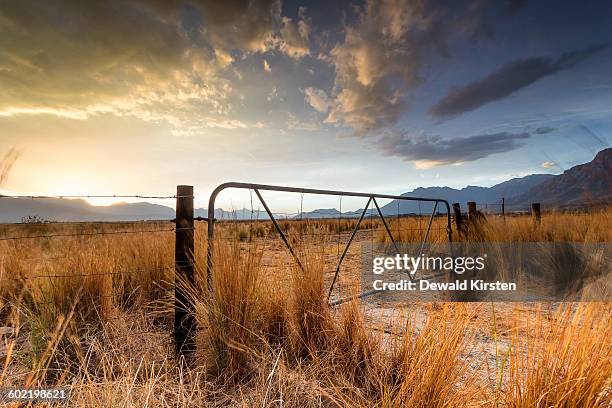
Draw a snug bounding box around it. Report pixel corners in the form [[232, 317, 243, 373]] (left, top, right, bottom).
[[376, 216, 450, 244], [378, 305, 474, 407], [286, 255, 335, 360], [198, 242, 267, 380], [502, 304, 612, 407], [479, 208, 611, 243], [262, 284, 288, 346], [334, 300, 377, 388]]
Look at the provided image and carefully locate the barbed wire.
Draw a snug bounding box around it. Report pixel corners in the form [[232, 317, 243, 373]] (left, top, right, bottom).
[[1, 266, 174, 281], [0, 194, 183, 199], [27, 296, 169, 307], [3, 219, 174, 226], [0, 227, 193, 242]]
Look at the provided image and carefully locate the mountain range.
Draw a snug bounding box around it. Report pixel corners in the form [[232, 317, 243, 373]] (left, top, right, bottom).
[[0, 198, 272, 223], [1, 148, 609, 223]]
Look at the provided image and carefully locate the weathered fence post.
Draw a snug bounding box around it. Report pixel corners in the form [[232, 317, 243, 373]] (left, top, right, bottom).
[[501, 197, 505, 221], [452, 203, 463, 233], [467, 201, 477, 222], [531, 202, 541, 225], [174, 185, 196, 356]]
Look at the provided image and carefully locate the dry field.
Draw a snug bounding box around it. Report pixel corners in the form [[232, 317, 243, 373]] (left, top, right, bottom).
[[0, 210, 611, 407]]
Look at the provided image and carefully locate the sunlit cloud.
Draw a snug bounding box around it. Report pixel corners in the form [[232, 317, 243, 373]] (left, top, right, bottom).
[[279, 7, 311, 58], [304, 87, 330, 113]]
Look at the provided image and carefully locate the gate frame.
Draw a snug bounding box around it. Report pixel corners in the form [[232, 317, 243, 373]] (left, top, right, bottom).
[[206, 182, 452, 305]]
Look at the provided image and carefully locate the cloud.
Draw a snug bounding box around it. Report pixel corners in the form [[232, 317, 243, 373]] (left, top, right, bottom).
[[193, 0, 282, 54], [378, 131, 531, 167], [534, 127, 556, 134], [541, 161, 557, 169], [279, 7, 311, 58], [0, 1, 234, 126], [323, 0, 436, 132], [321, 0, 504, 133], [430, 43, 610, 120], [0, 0, 303, 136], [286, 113, 320, 131], [304, 87, 330, 113]]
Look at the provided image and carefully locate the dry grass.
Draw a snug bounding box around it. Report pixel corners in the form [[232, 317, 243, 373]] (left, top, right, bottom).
[[502, 304, 611, 407], [0, 210, 610, 406]]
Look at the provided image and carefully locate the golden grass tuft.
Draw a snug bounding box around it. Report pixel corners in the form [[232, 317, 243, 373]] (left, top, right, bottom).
[[502, 304, 612, 407]]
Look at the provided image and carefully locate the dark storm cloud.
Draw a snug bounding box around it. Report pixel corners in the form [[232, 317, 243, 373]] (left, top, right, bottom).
[[534, 127, 555, 134], [378, 131, 531, 167], [430, 43, 610, 120], [321, 0, 522, 133]]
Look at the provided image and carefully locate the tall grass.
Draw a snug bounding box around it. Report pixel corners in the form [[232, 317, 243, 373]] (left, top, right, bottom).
[[501, 304, 611, 407], [0, 211, 610, 406], [195, 240, 476, 406]]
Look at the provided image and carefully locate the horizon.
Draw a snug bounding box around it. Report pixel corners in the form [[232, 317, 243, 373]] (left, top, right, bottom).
[[1, 146, 605, 214], [0, 146, 605, 212], [1, 1, 611, 210]]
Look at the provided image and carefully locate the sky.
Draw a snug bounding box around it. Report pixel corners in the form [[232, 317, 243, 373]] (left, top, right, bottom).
[[0, 0, 611, 211]]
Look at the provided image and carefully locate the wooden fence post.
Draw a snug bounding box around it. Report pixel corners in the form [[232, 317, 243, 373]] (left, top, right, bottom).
[[531, 202, 541, 225], [501, 197, 505, 221], [452, 203, 463, 233], [467, 201, 477, 222], [174, 185, 196, 356]]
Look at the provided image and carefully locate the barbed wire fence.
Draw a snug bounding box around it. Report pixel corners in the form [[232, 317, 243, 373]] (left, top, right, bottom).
[[1, 185, 544, 358], [0, 192, 184, 359]]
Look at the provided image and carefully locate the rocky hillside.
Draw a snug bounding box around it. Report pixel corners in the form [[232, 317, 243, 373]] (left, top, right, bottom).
[[510, 148, 611, 208]]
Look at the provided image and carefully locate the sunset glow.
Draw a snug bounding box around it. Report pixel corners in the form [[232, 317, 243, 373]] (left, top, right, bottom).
[[1, 1, 611, 210]]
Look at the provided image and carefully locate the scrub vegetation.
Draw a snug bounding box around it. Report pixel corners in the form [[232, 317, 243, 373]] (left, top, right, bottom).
[[0, 210, 610, 407]]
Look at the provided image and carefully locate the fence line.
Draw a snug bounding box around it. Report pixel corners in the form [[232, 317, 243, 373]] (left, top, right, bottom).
[[0, 227, 193, 242], [0, 185, 546, 361], [2, 219, 175, 226], [2, 266, 175, 281], [0, 194, 181, 199]]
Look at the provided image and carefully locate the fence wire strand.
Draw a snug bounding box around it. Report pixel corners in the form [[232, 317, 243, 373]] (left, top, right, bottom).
[[0, 194, 182, 199], [0, 227, 192, 242]]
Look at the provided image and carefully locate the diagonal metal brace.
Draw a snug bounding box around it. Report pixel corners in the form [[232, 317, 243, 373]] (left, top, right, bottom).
[[327, 196, 372, 301], [413, 201, 438, 280], [253, 189, 304, 271], [372, 197, 399, 250], [370, 197, 410, 279]]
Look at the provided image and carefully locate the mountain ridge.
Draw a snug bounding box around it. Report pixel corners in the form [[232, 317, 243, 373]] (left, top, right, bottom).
[[1, 149, 609, 222]]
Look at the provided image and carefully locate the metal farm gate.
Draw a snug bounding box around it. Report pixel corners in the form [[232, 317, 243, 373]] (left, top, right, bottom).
[[205, 182, 453, 306]]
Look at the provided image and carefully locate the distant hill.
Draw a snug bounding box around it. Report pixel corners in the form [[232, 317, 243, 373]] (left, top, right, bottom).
[[296, 173, 555, 217], [376, 173, 555, 215], [296, 208, 366, 219], [510, 147, 611, 208], [197, 208, 272, 220], [1, 149, 609, 222], [0, 198, 175, 222], [299, 148, 610, 217], [0, 197, 277, 223]]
